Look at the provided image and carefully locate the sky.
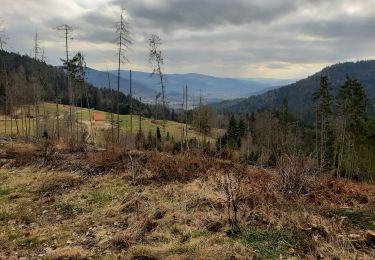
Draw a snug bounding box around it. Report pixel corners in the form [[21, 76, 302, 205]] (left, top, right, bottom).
[[0, 0, 374, 79]]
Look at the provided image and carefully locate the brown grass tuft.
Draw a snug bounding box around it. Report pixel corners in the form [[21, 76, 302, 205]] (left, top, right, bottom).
[[35, 172, 81, 195], [45, 246, 91, 260]]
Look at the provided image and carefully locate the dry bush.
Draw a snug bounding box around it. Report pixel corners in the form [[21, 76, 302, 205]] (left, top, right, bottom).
[[299, 176, 375, 208], [87, 145, 126, 167], [122, 192, 150, 214], [257, 150, 272, 166], [127, 151, 144, 183], [250, 206, 368, 259], [114, 192, 161, 250], [144, 152, 213, 182], [162, 140, 174, 153], [214, 165, 246, 235], [36, 172, 81, 195], [1, 142, 39, 166], [277, 155, 319, 196]]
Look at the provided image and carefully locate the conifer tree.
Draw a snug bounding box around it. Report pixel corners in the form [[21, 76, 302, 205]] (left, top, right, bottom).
[[313, 76, 332, 168], [336, 76, 368, 177]]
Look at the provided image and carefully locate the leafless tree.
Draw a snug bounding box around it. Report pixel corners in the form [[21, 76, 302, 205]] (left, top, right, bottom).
[[106, 70, 115, 143], [33, 32, 42, 138], [0, 19, 7, 51], [56, 24, 74, 139], [155, 92, 161, 121], [149, 34, 167, 138], [129, 70, 133, 135], [138, 96, 142, 133], [184, 85, 189, 149], [0, 19, 8, 134], [115, 8, 132, 143]]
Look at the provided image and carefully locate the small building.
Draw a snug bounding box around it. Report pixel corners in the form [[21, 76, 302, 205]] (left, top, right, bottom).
[[93, 112, 106, 126]]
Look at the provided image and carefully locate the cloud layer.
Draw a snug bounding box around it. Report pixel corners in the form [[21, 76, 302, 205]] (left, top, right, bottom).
[[0, 0, 374, 79]]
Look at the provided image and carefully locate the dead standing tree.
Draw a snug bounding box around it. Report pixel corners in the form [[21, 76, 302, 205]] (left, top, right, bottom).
[[0, 19, 8, 134], [115, 8, 132, 143], [129, 70, 133, 135], [149, 34, 167, 139], [56, 24, 74, 140], [106, 70, 115, 143], [0, 19, 7, 51], [32, 32, 42, 138]]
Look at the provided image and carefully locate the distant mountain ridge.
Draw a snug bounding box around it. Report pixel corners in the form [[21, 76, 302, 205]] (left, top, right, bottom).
[[210, 60, 375, 122], [85, 68, 289, 106]]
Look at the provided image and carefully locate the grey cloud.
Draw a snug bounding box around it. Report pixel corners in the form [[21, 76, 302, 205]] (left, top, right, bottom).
[[301, 15, 375, 40], [1, 0, 375, 79], [126, 0, 299, 32]]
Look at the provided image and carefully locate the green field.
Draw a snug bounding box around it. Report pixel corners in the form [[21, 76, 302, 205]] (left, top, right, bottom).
[[0, 103, 223, 144]]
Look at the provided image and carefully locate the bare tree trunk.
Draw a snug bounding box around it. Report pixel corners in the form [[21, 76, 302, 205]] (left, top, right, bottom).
[[315, 110, 318, 162], [138, 97, 142, 133], [3, 61, 8, 135], [84, 83, 94, 143], [80, 81, 84, 144], [185, 85, 189, 150], [10, 110, 13, 136], [66, 29, 73, 138], [320, 116, 324, 168], [181, 87, 184, 149], [28, 104, 31, 140], [338, 119, 346, 176], [14, 108, 20, 136], [56, 97, 60, 139], [116, 25, 122, 144], [20, 106, 24, 137], [129, 70, 133, 135], [155, 95, 158, 121], [158, 63, 166, 139], [106, 71, 114, 144], [35, 101, 40, 138]]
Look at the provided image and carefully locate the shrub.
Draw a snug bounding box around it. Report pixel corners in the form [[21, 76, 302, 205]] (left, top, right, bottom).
[[36, 172, 81, 195], [277, 155, 319, 196]]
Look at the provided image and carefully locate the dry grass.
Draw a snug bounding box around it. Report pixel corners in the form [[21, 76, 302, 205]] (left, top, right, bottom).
[[35, 172, 82, 195], [0, 142, 374, 259], [45, 246, 91, 260]]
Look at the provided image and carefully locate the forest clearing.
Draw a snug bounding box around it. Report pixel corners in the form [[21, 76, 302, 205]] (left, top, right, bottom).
[[1, 1, 375, 259], [0, 141, 374, 259]]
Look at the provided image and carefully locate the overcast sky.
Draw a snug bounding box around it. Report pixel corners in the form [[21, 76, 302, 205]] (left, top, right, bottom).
[[0, 0, 374, 79]]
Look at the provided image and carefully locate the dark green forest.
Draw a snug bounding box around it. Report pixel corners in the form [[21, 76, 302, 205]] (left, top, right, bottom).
[[0, 50, 153, 117], [214, 61, 375, 123]]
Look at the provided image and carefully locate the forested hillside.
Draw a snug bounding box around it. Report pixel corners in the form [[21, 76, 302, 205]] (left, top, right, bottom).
[[0, 50, 153, 117], [86, 68, 281, 105], [213, 61, 375, 122]]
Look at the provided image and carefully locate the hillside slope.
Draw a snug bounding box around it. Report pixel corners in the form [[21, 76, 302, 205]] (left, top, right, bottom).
[[85, 68, 157, 102], [0, 50, 153, 117], [212, 61, 375, 121], [86, 69, 283, 105]]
